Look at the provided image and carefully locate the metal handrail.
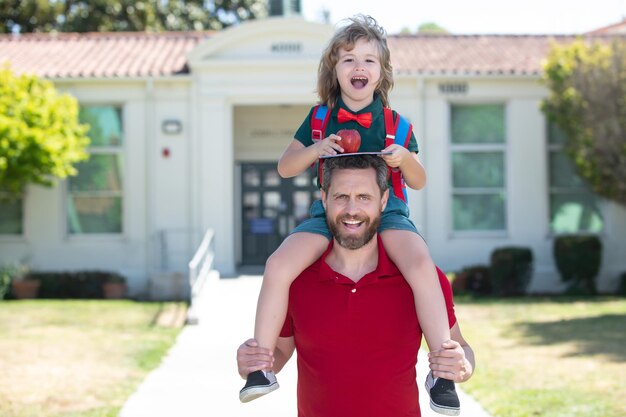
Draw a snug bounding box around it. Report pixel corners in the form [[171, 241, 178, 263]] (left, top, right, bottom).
[[186, 229, 215, 324]]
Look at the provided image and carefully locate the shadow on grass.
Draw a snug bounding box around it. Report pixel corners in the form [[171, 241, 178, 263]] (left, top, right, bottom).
[[149, 302, 166, 327], [517, 313, 626, 362], [454, 294, 623, 305]]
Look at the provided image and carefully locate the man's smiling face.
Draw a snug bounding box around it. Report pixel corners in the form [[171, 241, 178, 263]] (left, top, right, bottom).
[[322, 167, 388, 250]]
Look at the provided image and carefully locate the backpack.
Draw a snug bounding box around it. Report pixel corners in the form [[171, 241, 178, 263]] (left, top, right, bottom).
[[310, 104, 413, 203]]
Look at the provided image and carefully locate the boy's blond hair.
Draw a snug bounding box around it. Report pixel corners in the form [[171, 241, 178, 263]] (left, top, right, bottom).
[[317, 14, 394, 110]]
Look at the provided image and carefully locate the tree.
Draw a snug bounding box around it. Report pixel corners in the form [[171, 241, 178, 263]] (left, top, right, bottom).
[[542, 39, 626, 207], [0, 1, 59, 33], [0, 0, 267, 33], [398, 22, 449, 36], [417, 22, 449, 35], [0, 66, 90, 199]]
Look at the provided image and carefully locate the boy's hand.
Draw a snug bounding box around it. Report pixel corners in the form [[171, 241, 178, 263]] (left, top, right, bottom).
[[314, 134, 343, 157], [236, 338, 274, 379], [427, 340, 469, 383], [381, 144, 410, 168]]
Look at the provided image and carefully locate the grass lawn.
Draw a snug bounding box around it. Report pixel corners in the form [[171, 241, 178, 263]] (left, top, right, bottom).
[[455, 296, 626, 417], [0, 300, 186, 417]]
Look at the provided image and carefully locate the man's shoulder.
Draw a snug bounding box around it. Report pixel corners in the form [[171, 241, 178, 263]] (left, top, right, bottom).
[[293, 239, 337, 285], [305, 257, 323, 274], [292, 253, 325, 284]]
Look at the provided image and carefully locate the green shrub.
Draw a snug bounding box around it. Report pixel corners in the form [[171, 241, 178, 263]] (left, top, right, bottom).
[[27, 270, 126, 299], [0, 267, 12, 300], [452, 265, 492, 295], [105, 273, 126, 283], [490, 247, 533, 296], [616, 271, 626, 296], [0, 264, 28, 300], [553, 235, 602, 295]]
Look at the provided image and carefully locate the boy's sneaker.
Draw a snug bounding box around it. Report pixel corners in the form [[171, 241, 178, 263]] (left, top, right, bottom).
[[425, 371, 460, 416], [239, 370, 279, 403]]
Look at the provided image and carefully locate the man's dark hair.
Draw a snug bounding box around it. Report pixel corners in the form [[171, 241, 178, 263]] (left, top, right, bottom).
[[321, 155, 389, 195]]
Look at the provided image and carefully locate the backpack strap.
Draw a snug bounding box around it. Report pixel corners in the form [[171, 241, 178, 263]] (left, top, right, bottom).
[[311, 105, 330, 142], [310, 105, 331, 184], [383, 108, 413, 203]]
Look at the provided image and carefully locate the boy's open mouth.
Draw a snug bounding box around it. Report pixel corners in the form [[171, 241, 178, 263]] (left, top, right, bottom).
[[351, 76, 368, 89]]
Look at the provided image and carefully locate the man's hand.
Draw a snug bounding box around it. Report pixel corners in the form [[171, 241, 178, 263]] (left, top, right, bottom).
[[236, 338, 274, 379], [428, 340, 471, 383]]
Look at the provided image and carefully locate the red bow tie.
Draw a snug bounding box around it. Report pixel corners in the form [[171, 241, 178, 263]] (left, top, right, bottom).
[[337, 108, 372, 128]]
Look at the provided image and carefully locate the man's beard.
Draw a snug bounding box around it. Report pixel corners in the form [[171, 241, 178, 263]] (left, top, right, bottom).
[[327, 213, 380, 250]]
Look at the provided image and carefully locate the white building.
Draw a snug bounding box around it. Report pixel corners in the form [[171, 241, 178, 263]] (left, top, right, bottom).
[[1, 17, 624, 297]]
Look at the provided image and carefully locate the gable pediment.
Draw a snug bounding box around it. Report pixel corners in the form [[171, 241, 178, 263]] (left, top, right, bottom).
[[187, 17, 332, 66]]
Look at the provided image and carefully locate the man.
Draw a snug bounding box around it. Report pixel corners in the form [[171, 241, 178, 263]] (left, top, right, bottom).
[[237, 155, 475, 416]]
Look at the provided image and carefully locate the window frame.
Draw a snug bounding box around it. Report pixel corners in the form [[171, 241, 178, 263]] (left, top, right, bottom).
[[448, 101, 509, 237], [0, 191, 25, 239], [546, 122, 604, 236], [64, 103, 126, 240]]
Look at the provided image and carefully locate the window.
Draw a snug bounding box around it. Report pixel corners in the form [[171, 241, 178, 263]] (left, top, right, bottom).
[[67, 106, 123, 234], [450, 104, 506, 232], [0, 193, 22, 235], [548, 123, 603, 233]]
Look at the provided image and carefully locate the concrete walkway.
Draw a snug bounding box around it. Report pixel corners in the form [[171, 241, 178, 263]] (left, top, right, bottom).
[[120, 274, 492, 417]]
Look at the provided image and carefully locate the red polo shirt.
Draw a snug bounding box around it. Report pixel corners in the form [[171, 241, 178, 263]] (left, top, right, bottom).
[[280, 236, 457, 417]]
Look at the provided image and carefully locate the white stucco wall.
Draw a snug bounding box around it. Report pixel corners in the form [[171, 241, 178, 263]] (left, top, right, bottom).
[[150, 84, 194, 274], [405, 77, 625, 292], [0, 79, 199, 297], [234, 104, 311, 162], [420, 79, 556, 291], [0, 82, 151, 295]]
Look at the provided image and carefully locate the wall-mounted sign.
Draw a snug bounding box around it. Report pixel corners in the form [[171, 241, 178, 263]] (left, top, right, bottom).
[[162, 119, 183, 134], [250, 128, 294, 138], [270, 42, 302, 54], [438, 83, 468, 95]]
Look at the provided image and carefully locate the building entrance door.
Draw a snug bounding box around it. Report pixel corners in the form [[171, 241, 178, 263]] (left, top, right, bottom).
[[240, 163, 320, 265]]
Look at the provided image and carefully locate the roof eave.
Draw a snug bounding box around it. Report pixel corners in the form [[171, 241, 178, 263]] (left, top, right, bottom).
[[395, 71, 542, 80], [46, 74, 194, 83]]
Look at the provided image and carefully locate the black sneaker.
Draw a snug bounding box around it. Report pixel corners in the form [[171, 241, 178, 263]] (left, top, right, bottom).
[[239, 370, 279, 403], [425, 371, 460, 416]]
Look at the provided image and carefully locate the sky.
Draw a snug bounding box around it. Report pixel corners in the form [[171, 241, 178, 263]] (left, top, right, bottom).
[[300, 0, 626, 35]]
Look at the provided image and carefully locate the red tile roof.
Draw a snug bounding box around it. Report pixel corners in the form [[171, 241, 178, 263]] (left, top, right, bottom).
[[0, 30, 620, 79], [0, 31, 210, 78], [388, 34, 575, 76]]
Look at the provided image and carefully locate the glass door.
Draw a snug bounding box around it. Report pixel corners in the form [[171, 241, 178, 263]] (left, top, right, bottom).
[[241, 163, 320, 265]]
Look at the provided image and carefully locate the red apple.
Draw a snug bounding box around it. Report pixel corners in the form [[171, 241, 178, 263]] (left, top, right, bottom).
[[337, 129, 361, 153]]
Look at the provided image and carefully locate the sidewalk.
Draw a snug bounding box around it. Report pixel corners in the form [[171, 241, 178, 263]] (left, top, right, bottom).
[[120, 274, 492, 417]]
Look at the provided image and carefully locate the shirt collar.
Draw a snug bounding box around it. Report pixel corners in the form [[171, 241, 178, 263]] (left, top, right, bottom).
[[317, 234, 400, 282]]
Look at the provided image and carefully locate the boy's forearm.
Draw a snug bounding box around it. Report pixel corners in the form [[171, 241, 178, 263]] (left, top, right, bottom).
[[278, 146, 319, 178], [399, 153, 426, 189]]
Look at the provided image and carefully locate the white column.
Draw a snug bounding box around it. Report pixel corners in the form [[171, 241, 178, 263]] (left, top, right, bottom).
[[198, 96, 236, 275]]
